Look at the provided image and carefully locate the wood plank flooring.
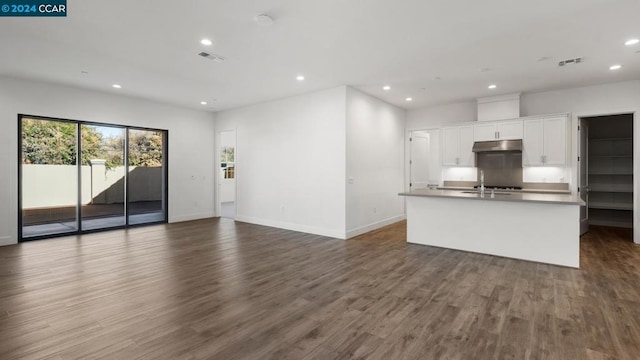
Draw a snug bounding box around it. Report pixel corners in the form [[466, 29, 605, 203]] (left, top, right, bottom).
[[0, 219, 639, 359]]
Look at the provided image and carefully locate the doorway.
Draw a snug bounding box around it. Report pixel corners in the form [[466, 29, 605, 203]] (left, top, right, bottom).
[[19, 115, 168, 240], [409, 129, 441, 190], [218, 130, 236, 219], [578, 113, 634, 238]]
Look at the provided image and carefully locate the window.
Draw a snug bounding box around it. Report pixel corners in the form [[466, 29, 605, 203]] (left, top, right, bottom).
[[220, 146, 235, 179]]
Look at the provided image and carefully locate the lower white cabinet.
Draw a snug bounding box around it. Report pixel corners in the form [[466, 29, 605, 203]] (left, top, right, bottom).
[[443, 125, 474, 166]]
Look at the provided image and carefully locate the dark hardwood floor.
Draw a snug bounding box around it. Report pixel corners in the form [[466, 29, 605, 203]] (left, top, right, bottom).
[[0, 219, 639, 360]]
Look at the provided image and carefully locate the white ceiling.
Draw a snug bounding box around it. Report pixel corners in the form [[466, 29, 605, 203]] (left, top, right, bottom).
[[1, 0, 639, 112]]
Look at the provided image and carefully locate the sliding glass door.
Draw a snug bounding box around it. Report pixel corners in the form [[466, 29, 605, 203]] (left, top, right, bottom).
[[20, 117, 79, 238], [19, 115, 168, 240], [80, 124, 126, 231], [127, 129, 166, 225]]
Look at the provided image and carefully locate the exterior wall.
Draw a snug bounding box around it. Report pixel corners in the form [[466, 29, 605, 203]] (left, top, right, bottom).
[[21, 165, 162, 208]]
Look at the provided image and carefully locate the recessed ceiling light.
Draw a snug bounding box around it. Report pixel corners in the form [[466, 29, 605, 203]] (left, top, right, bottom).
[[200, 101, 207, 105], [488, 84, 497, 89], [625, 39, 639, 46], [201, 39, 213, 46], [609, 64, 622, 70], [296, 75, 305, 81], [383, 85, 391, 91], [405, 97, 413, 102], [112, 84, 122, 89]]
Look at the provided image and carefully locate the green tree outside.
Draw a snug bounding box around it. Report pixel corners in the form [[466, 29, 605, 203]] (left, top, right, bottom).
[[21, 118, 163, 168]]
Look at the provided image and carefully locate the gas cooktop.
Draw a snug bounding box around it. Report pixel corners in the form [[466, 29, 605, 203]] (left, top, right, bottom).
[[473, 185, 523, 191]]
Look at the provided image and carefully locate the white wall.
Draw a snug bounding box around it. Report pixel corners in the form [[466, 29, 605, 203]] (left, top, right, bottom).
[[215, 86, 347, 239], [345, 87, 406, 238], [406, 101, 477, 130], [520, 81, 640, 117], [0, 75, 216, 246]]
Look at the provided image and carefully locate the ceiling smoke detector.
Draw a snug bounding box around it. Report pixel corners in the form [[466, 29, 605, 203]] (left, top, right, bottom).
[[254, 14, 275, 26], [198, 52, 226, 63], [558, 57, 583, 67]]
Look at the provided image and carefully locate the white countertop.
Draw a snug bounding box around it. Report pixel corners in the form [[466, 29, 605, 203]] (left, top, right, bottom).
[[399, 189, 585, 206]]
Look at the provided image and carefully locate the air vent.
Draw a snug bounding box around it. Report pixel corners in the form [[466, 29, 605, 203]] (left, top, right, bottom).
[[558, 57, 583, 67], [198, 52, 226, 63]]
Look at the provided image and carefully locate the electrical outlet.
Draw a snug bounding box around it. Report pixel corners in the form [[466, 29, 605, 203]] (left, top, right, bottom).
[[280, 205, 285, 213], [373, 207, 377, 214]]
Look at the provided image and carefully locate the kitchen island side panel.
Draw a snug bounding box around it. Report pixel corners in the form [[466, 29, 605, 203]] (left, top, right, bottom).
[[406, 196, 580, 268]]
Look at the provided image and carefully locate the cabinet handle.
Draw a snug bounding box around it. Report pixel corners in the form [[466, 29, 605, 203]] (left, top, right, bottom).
[[540, 155, 544, 164]]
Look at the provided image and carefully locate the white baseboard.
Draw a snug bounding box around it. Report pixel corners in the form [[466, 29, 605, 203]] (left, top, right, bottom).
[[345, 214, 406, 239], [234, 215, 346, 240], [0, 235, 17, 247], [169, 211, 216, 224]]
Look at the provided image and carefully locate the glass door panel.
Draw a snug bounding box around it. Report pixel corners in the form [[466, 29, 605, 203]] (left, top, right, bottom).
[[80, 125, 126, 231], [21, 117, 79, 238], [127, 129, 166, 225]]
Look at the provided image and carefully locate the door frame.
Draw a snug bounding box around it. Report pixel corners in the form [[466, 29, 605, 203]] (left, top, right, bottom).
[[572, 109, 638, 244], [215, 129, 237, 219], [405, 128, 441, 191], [577, 117, 589, 235]]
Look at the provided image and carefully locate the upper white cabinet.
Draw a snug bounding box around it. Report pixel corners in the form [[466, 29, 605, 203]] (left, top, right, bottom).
[[443, 125, 474, 166], [522, 116, 568, 166], [474, 120, 523, 141]]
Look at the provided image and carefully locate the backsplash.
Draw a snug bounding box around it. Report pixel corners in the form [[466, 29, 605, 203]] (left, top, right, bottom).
[[476, 151, 523, 188]]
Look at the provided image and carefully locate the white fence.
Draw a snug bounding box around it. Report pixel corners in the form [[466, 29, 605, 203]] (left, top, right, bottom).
[[22, 162, 162, 209]]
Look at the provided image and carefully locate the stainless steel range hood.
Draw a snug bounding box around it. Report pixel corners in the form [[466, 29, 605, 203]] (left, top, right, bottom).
[[472, 139, 523, 152]]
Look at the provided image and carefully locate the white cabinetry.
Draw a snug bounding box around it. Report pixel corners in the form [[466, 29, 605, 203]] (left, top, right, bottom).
[[474, 120, 523, 141], [522, 116, 567, 166], [443, 126, 474, 166]]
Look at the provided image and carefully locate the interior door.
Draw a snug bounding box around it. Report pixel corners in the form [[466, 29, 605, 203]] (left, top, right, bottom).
[[579, 118, 589, 235], [410, 131, 430, 190], [410, 129, 441, 190]]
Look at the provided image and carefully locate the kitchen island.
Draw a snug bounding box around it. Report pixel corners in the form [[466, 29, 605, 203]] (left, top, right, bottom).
[[399, 189, 585, 268]]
